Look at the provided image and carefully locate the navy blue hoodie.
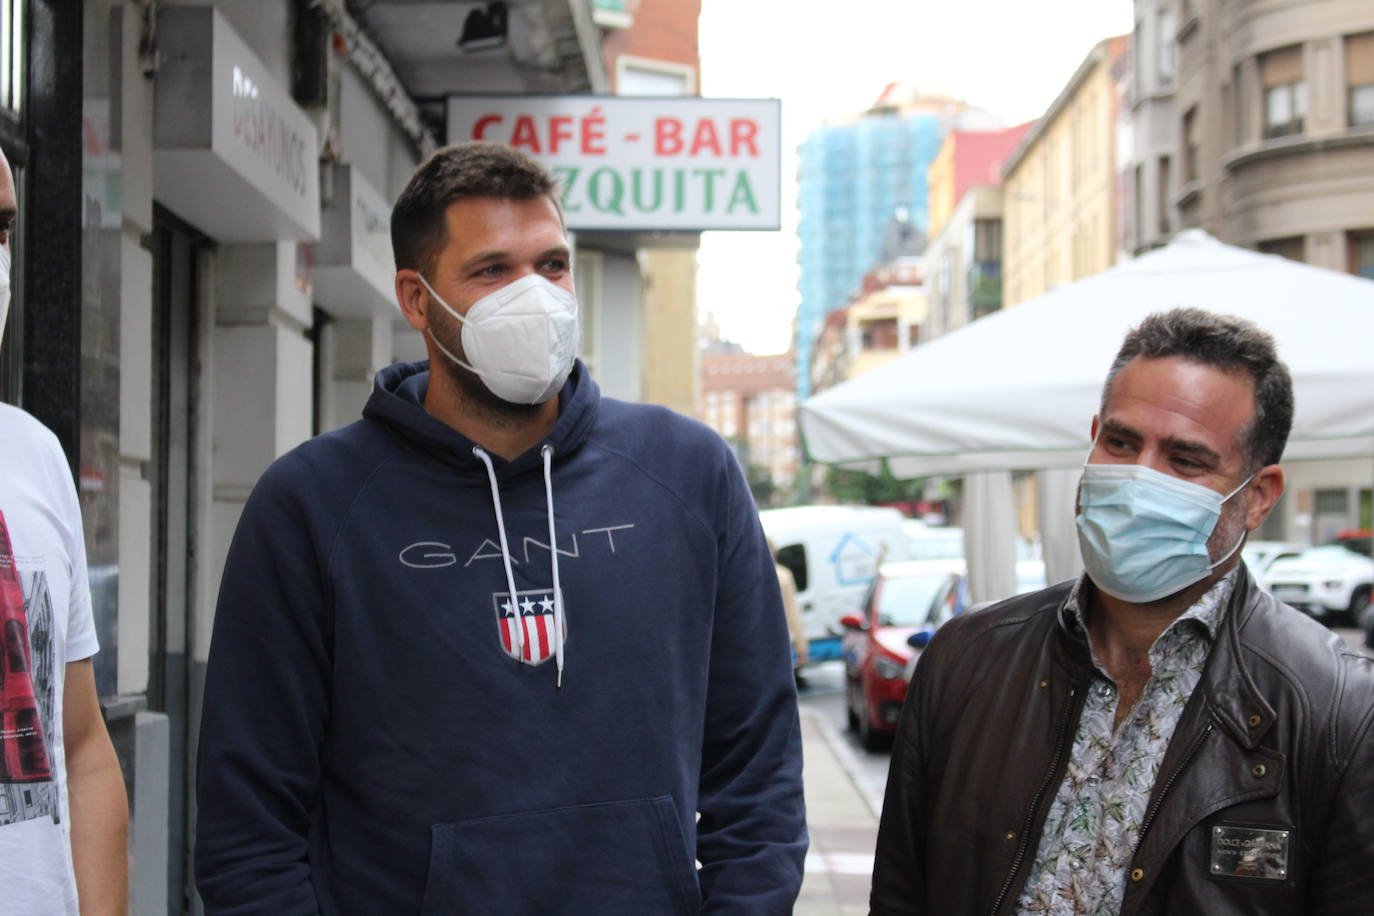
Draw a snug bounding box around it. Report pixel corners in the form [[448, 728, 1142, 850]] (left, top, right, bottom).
[[195, 361, 806, 914]]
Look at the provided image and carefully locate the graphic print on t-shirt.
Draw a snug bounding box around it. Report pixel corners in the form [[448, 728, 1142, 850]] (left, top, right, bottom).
[[0, 510, 59, 826]]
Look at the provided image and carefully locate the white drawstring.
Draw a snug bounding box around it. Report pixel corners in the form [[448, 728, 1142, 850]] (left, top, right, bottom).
[[472, 446, 525, 662], [472, 444, 566, 686], [541, 445, 565, 688]]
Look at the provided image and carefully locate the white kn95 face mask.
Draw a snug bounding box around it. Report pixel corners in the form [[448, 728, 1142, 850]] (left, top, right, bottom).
[[418, 272, 580, 405]]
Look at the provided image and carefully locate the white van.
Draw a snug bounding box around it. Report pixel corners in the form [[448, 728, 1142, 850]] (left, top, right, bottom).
[[760, 505, 911, 663]]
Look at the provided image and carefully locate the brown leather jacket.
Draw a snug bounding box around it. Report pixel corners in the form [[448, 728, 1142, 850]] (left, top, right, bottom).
[[871, 565, 1374, 915]]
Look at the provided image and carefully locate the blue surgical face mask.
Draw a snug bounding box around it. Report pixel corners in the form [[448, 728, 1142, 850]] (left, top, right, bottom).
[[1076, 462, 1251, 604]]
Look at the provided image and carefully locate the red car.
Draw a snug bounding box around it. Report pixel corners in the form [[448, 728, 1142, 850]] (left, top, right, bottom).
[[841, 559, 967, 750]]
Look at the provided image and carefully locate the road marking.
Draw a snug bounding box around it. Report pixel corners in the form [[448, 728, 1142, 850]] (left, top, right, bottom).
[[805, 851, 876, 875]]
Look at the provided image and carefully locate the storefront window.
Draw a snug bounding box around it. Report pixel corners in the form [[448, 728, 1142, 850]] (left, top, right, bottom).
[[81, 0, 123, 695]]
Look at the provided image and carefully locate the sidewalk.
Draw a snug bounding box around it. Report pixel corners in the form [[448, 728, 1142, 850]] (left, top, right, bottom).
[[797, 709, 880, 915]]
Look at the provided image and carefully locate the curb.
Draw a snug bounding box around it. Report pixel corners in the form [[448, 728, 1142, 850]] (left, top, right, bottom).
[[800, 706, 885, 820]]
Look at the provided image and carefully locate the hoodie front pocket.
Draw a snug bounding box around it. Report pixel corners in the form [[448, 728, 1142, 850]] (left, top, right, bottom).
[[419, 794, 700, 916]]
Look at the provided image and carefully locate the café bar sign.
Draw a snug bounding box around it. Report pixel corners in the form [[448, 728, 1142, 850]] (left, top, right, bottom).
[[447, 96, 781, 231], [154, 7, 320, 242]]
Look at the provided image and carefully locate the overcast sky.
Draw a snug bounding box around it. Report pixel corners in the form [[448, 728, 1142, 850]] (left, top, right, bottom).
[[695, 0, 1134, 354]]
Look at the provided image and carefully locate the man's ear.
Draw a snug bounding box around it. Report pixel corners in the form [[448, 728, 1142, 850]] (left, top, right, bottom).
[[1245, 464, 1285, 531], [396, 269, 428, 332]]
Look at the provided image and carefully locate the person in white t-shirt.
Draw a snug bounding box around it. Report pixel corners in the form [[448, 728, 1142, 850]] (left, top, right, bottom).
[[0, 145, 128, 914]]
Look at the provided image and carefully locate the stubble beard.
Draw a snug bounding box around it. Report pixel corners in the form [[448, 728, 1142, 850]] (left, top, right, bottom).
[[1206, 487, 1249, 565], [427, 309, 544, 427]]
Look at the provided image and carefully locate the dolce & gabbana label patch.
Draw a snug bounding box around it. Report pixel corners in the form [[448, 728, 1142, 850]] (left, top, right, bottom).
[[1209, 823, 1291, 881]]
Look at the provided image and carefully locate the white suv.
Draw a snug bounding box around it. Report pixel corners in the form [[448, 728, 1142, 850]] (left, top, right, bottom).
[[1261, 545, 1374, 627]]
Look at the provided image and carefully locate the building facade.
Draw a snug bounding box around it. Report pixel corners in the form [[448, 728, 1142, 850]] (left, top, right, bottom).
[[699, 351, 798, 503], [1125, 0, 1374, 273], [804, 256, 927, 396], [793, 84, 998, 399], [1127, 0, 1181, 254], [843, 258, 927, 379], [923, 123, 1032, 339], [926, 123, 1032, 241], [1171, 0, 1374, 275], [1002, 35, 1131, 306], [924, 186, 1010, 339]]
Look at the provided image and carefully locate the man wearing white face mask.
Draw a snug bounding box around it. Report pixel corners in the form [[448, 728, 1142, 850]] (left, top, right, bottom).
[[872, 308, 1374, 914], [196, 142, 806, 914], [0, 148, 128, 914]]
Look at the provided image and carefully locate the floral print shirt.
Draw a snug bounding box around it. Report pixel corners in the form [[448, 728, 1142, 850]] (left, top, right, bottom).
[[1014, 570, 1237, 915]]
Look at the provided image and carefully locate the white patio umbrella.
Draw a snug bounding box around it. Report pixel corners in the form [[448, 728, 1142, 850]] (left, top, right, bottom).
[[799, 230, 1374, 596]]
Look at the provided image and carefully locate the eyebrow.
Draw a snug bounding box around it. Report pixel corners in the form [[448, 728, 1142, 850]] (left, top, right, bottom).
[[1100, 418, 1222, 464], [458, 246, 570, 273]]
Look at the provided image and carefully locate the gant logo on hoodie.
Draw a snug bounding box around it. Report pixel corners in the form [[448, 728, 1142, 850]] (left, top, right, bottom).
[[398, 524, 637, 570], [495, 588, 564, 665]]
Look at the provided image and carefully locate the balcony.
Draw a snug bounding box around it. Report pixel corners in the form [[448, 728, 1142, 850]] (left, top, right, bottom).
[[968, 260, 1002, 315]]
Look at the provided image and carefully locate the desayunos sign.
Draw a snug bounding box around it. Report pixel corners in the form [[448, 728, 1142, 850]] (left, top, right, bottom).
[[446, 96, 780, 231]]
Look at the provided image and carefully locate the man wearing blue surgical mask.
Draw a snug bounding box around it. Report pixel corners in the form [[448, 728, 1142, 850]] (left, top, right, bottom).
[[196, 142, 806, 914], [872, 308, 1374, 915]]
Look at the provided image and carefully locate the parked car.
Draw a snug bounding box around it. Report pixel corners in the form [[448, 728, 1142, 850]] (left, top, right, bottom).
[[840, 559, 966, 750], [905, 522, 1046, 597], [1241, 540, 1308, 579], [1332, 528, 1372, 558], [760, 505, 911, 664], [1260, 545, 1374, 627]]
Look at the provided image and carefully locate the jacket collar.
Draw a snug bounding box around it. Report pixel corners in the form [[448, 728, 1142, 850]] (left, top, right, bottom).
[[1200, 562, 1276, 749], [1051, 565, 1275, 748]]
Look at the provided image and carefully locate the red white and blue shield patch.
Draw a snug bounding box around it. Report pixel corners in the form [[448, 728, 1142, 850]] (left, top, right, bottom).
[[493, 588, 565, 665]]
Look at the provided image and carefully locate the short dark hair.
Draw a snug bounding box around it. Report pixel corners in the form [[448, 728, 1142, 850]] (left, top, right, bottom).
[[390, 142, 561, 275], [1101, 308, 1294, 470]]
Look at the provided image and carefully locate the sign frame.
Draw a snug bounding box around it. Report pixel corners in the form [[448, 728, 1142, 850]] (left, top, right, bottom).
[[446, 94, 781, 233]]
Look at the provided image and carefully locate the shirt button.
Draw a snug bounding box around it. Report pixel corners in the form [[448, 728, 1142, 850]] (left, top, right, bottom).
[[1252, 764, 1267, 778], [1130, 867, 1145, 882], [1248, 714, 1262, 728]]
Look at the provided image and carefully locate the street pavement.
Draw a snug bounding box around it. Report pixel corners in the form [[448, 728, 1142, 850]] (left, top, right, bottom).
[[796, 661, 886, 915]]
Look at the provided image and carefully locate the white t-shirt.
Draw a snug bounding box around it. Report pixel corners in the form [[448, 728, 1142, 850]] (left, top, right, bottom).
[[0, 403, 99, 915]]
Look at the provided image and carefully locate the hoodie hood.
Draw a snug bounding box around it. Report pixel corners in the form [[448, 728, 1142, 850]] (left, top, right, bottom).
[[363, 359, 599, 480]]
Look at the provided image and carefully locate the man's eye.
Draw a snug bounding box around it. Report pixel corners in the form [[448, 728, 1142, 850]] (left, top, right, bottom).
[[541, 259, 568, 273], [475, 264, 505, 277]]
